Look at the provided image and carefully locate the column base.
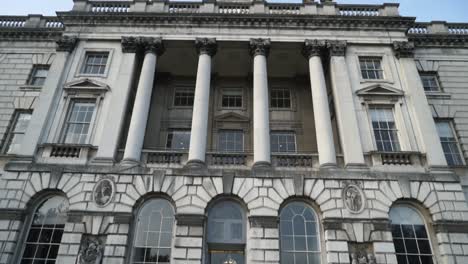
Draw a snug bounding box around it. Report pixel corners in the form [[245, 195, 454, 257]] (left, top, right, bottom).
[[120, 158, 141, 167], [185, 159, 207, 169], [5, 155, 34, 171], [90, 157, 115, 166], [319, 162, 338, 169], [252, 161, 271, 169], [251, 161, 272, 177], [344, 163, 368, 171]]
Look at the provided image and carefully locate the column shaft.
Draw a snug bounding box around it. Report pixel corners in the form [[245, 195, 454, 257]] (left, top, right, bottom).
[[123, 52, 157, 163], [253, 54, 271, 165], [188, 53, 212, 163], [309, 55, 337, 166]]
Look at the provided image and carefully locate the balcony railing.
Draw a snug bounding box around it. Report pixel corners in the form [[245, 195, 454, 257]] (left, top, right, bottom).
[[142, 150, 186, 165], [368, 151, 426, 167], [271, 153, 316, 168], [208, 152, 248, 166]]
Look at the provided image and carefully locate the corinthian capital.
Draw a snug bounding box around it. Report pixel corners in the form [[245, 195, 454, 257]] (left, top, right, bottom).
[[141, 37, 165, 56], [302, 39, 327, 59], [121, 36, 139, 53], [326, 40, 347, 57], [249, 38, 271, 57], [393, 41, 415, 58], [195, 38, 217, 56]]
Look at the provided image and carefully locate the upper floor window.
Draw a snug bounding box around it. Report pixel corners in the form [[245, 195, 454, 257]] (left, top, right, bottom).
[[390, 205, 434, 264], [20, 195, 69, 264], [280, 201, 321, 264], [207, 200, 246, 264], [435, 120, 464, 166], [271, 131, 296, 153], [271, 88, 291, 109], [166, 130, 190, 150], [420, 72, 441, 92], [222, 89, 242, 108], [28, 65, 49, 86], [173, 88, 194, 107], [359, 57, 384, 80], [2, 110, 32, 154], [131, 198, 175, 264], [81, 52, 109, 75], [62, 100, 96, 144], [369, 107, 400, 152], [218, 130, 243, 152]]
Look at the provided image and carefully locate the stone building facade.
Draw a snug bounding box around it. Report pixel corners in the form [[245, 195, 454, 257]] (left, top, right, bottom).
[[0, 0, 468, 264]]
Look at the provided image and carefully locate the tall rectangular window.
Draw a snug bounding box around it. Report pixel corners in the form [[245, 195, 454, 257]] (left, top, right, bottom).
[[2, 111, 32, 154], [218, 130, 243, 152], [222, 89, 242, 108], [369, 107, 400, 152], [359, 57, 384, 80], [81, 52, 109, 75], [435, 121, 464, 166], [271, 88, 291, 109], [166, 130, 191, 150], [62, 100, 96, 144], [173, 88, 194, 107], [271, 131, 296, 153], [420, 73, 441, 92], [28, 65, 49, 86]]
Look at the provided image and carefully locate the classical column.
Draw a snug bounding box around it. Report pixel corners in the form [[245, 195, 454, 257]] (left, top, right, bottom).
[[250, 38, 271, 167], [187, 38, 217, 166], [93, 37, 139, 165], [303, 39, 337, 167], [122, 37, 164, 164], [393, 41, 447, 168], [327, 40, 366, 167], [14, 36, 78, 160]]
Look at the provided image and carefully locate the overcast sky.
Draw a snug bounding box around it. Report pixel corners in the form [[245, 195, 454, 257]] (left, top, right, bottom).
[[2, 0, 468, 22]]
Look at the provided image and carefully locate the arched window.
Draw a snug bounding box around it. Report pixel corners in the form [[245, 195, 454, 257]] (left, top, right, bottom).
[[206, 200, 246, 264], [390, 205, 434, 264], [20, 195, 69, 263], [279, 201, 321, 264], [131, 198, 175, 264]]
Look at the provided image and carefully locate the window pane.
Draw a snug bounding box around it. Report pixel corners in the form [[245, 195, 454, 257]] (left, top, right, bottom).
[[222, 90, 243, 108], [271, 132, 296, 153], [360, 57, 384, 80], [271, 88, 291, 109], [174, 89, 194, 107], [63, 101, 95, 144], [5, 111, 32, 154], [207, 201, 245, 244], [132, 199, 174, 264], [218, 130, 244, 152], [166, 130, 190, 150], [369, 107, 400, 152], [420, 73, 440, 92], [29, 66, 49, 86], [435, 121, 464, 166], [82, 52, 109, 75], [21, 196, 69, 263]]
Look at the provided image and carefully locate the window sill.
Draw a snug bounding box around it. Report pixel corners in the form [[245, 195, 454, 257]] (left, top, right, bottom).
[[360, 79, 394, 85], [75, 73, 108, 79], [37, 143, 97, 165], [425, 92, 451, 100], [368, 151, 426, 166]]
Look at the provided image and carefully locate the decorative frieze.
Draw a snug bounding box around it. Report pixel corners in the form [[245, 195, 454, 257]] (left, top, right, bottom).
[[393, 41, 415, 58], [302, 39, 327, 58], [78, 235, 106, 264], [56, 36, 78, 52], [195, 37, 217, 56], [249, 38, 271, 57], [327, 40, 347, 56]]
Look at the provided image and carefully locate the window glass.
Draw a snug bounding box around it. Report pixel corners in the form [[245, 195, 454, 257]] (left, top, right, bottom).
[[62, 100, 96, 144], [222, 90, 242, 108], [174, 89, 194, 107], [132, 199, 174, 264], [21, 196, 69, 264], [81, 52, 109, 75], [280, 202, 321, 264], [359, 57, 384, 80], [369, 107, 400, 152], [29, 65, 50, 86], [390, 206, 434, 264], [3, 111, 32, 154], [420, 73, 440, 92], [271, 132, 296, 153], [435, 121, 464, 166], [207, 200, 245, 264], [166, 130, 190, 150], [218, 130, 243, 152], [271, 88, 291, 109]]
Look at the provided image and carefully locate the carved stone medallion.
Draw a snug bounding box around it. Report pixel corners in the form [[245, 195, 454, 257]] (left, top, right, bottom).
[[342, 184, 366, 213], [78, 235, 105, 264], [93, 178, 115, 207]]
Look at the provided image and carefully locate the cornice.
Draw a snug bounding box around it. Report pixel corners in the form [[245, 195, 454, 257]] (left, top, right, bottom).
[[56, 12, 415, 32], [0, 28, 62, 41], [409, 34, 468, 48]]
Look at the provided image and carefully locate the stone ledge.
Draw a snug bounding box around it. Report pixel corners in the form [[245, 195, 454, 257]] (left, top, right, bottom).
[[176, 213, 206, 226], [0, 208, 24, 221], [249, 215, 279, 228], [433, 220, 468, 233]]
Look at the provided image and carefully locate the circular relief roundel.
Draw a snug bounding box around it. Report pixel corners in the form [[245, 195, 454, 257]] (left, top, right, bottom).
[[342, 184, 366, 214], [93, 178, 115, 207]]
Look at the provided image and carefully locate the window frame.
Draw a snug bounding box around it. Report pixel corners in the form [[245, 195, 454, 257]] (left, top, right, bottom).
[[220, 88, 243, 109], [27, 65, 50, 87], [15, 193, 69, 264], [389, 203, 439, 264], [367, 106, 402, 152], [172, 87, 195, 108], [434, 119, 465, 166], [128, 197, 176, 264], [76, 49, 113, 78], [270, 87, 293, 110], [354, 52, 395, 84], [165, 129, 191, 151], [1, 110, 32, 154], [217, 129, 244, 153], [419, 72, 442, 93], [270, 131, 297, 153], [58, 99, 98, 145]]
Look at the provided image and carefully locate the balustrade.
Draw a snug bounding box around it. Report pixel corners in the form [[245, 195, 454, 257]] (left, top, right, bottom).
[[338, 6, 380, 16], [144, 150, 184, 165], [271, 154, 315, 168], [209, 153, 247, 166], [91, 2, 130, 13], [168, 2, 201, 13], [0, 17, 26, 27]]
